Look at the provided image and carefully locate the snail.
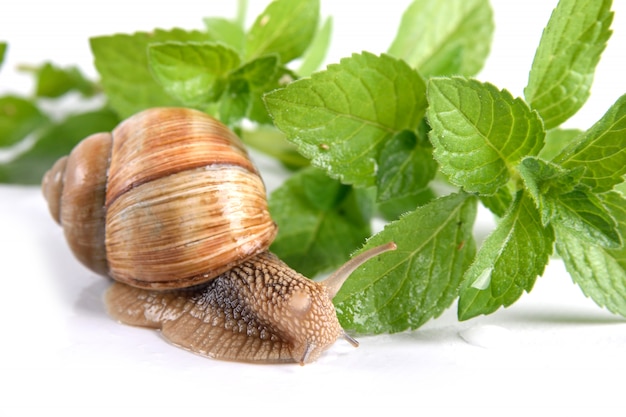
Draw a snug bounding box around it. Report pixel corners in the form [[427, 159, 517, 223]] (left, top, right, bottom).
[[41, 107, 395, 365]]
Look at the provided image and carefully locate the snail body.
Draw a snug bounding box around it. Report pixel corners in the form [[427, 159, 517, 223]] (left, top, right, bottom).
[[42, 107, 394, 365]]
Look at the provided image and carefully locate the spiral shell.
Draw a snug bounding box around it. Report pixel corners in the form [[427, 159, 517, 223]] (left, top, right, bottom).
[[42, 107, 277, 289]]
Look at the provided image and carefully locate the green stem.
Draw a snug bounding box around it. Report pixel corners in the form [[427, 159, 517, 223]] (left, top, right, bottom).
[[236, 0, 248, 27]]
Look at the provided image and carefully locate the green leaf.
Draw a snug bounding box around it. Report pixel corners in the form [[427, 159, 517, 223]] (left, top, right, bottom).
[[230, 55, 279, 89], [519, 157, 583, 223], [148, 42, 241, 107], [479, 186, 514, 218], [227, 55, 294, 125], [335, 192, 477, 333], [555, 188, 621, 248], [246, 0, 319, 63], [298, 16, 333, 76], [375, 121, 437, 219], [539, 128, 583, 160], [0, 108, 120, 184], [268, 167, 372, 278], [376, 188, 436, 221], [519, 157, 619, 248], [525, 0, 613, 129], [265, 52, 427, 187], [29, 62, 98, 98], [0, 42, 8, 69], [90, 29, 212, 118], [202, 0, 248, 53], [376, 129, 436, 203], [387, 0, 493, 77], [427, 77, 545, 195], [0, 96, 50, 149], [554, 93, 626, 193], [458, 191, 554, 320], [218, 79, 250, 126], [556, 192, 626, 317], [203, 17, 246, 53]]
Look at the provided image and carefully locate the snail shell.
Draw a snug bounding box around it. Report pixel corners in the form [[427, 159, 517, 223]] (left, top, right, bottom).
[[43, 107, 277, 289], [42, 107, 395, 364]]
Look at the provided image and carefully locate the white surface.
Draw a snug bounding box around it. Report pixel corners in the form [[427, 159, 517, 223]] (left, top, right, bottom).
[[2, 1, 626, 414]]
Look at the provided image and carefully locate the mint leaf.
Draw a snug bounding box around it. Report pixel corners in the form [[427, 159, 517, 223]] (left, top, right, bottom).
[[297, 16, 332, 76], [90, 29, 212, 118], [148, 42, 241, 107], [525, 0, 613, 129], [29, 62, 98, 98], [203, 17, 246, 53], [246, 0, 319, 63], [0, 95, 49, 149], [218, 79, 249, 126], [519, 157, 583, 224], [388, 0, 493, 77], [268, 167, 372, 278], [519, 157, 619, 248], [376, 129, 436, 203], [427, 77, 545, 195], [458, 191, 554, 320], [540, 128, 583, 160], [554, 93, 626, 193], [202, 0, 247, 53], [335, 192, 477, 333], [265, 52, 427, 187], [377, 188, 436, 221], [479, 187, 513, 218], [375, 121, 437, 219], [0, 108, 120, 184], [556, 192, 626, 317], [226, 55, 293, 125], [555, 188, 621, 248]]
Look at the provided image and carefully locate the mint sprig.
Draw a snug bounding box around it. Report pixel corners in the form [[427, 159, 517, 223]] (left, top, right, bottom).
[[3, 0, 626, 334]]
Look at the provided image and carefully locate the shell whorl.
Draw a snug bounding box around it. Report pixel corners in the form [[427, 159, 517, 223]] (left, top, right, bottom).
[[42, 132, 112, 276]]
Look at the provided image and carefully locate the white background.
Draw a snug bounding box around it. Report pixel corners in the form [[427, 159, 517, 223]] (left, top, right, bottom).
[[1, 1, 626, 415]]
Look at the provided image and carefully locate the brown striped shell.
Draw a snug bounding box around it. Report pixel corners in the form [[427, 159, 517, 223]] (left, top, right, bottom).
[[42, 107, 277, 290]]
